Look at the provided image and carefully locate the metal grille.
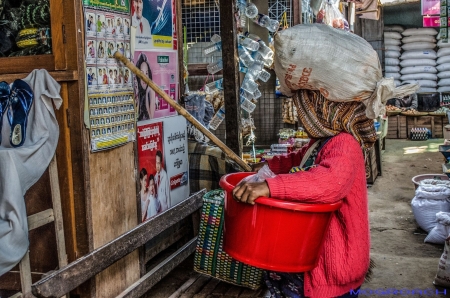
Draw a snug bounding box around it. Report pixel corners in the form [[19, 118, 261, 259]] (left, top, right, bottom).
[[182, 0, 221, 44], [268, 0, 293, 27]]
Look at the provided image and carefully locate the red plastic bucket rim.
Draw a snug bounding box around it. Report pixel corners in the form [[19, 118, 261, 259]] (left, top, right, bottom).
[[219, 173, 343, 212]]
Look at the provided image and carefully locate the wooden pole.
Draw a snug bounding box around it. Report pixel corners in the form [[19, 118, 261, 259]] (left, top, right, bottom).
[[113, 51, 251, 172]]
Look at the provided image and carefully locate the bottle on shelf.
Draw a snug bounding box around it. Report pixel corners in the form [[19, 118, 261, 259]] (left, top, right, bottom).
[[209, 106, 225, 130], [204, 78, 223, 94], [238, 35, 260, 51], [204, 41, 222, 56], [238, 45, 254, 67], [207, 59, 223, 74]]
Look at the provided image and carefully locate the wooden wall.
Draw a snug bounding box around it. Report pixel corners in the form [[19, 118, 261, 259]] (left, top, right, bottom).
[[387, 115, 449, 139]]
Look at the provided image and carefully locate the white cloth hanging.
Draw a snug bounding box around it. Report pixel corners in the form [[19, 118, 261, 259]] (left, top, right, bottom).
[[0, 69, 62, 276]]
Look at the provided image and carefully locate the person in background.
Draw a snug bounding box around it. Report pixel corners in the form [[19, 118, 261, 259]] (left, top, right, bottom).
[[145, 174, 161, 220], [393, 82, 418, 111], [132, 0, 151, 35], [139, 168, 150, 222], [155, 150, 170, 212], [135, 53, 156, 120], [233, 89, 376, 298]]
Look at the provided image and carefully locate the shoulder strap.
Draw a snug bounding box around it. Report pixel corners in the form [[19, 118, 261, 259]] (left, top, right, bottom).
[[298, 137, 333, 168]]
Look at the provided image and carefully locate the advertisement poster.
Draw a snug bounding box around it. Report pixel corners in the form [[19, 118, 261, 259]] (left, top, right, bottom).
[[132, 0, 175, 49], [83, 0, 130, 13], [134, 50, 177, 121], [137, 115, 189, 222], [422, 0, 440, 15], [423, 15, 450, 27]]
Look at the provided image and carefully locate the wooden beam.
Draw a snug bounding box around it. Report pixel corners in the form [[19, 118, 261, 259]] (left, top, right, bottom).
[[219, 0, 242, 157], [27, 209, 54, 231], [187, 63, 223, 76], [293, 0, 302, 25], [116, 238, 198, 298], [19, 252, 32, 298], [0, 71, 78, 83], [31, 190, 205, 298]]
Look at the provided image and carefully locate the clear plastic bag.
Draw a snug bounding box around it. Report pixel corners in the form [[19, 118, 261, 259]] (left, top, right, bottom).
[[242, 164, 276, 183], [316, 0, 349, 31]]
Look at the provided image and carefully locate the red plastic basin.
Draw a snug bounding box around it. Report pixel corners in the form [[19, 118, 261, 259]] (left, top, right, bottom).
[[219, 172, 343, 272]]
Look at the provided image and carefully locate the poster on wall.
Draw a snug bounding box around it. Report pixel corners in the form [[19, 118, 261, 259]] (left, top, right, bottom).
[[137, 115, 189, 222], [132, 0, 176, 49], [83, 0, 131, 13], [422, 0, 440, 15], [134, 50, 178, 121]]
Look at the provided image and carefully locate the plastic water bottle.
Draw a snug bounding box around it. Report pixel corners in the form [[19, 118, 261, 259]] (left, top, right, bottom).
[[238, 45, 254, 67], [204, 41, 222, 56], [252, 13, 271, 28], [252, 88, 262, 100], [257, 41, 274, 59], [240, 88, 253, 100], [238, 35, 260, 51], [244, 3, 258, 18], [240, 95, 256, 113], [205, 78, 223, 94], [247, 61, 264, 77], [258, 69, 271, 82], [207, 59, 223, 74], [209, 106, 225, 130], [210, 34, 221, 44], [253, 51, 273, 68], [267, 19, 280, 32], [239, 61, 248, 74], [244, 32, 261, 42], [241, 74, 259, 93]]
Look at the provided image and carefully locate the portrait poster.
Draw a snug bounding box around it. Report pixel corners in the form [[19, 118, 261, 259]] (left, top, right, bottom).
[[83, 0, 130, 14], [134, 50, 178, 121], [137, 115, 189, 223], [132, 0, 175, 49]]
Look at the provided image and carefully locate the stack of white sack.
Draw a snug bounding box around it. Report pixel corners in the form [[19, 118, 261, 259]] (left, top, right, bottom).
[[384, 25, 404, 86], [399, 27, 438, 93], [436, 34, 450, 93]]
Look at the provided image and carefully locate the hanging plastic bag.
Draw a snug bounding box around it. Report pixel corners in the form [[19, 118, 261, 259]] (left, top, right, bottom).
[[425, 212, 450, 244], [315, 0, 349, 31]]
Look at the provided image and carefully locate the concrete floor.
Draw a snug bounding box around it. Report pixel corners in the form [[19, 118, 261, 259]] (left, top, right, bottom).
[[147, 139, 450, 297], [364, 139, 449, 298]]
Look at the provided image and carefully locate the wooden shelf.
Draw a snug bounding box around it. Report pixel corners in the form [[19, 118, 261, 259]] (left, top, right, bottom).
[[0, 70, 78, 83]]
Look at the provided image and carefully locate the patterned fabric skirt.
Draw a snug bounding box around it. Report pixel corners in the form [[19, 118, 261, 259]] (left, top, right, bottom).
[[264, 271, 360, 298]]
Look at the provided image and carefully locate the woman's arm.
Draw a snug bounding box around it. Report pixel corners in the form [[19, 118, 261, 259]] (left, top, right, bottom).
[[266, 140, 315, 174], [148, 90, 156, 119], [265, 133, 360, 204]]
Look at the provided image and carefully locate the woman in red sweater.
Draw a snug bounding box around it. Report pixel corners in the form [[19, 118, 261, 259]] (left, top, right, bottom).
[[233, 90, 377, 298]]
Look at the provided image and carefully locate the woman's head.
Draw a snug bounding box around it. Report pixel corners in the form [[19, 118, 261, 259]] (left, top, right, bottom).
[[136, 53, 152, 91], [295, 90, 377, 149], [139, 168, 148, 190], [148, 174, 155, 195]]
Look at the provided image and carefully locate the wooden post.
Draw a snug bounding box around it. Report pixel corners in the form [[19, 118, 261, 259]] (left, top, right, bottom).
[[219, 0, 242, 157], [397, 115, 400, 139], [293, 0, 302, 25], [431, 116, 435, 138]]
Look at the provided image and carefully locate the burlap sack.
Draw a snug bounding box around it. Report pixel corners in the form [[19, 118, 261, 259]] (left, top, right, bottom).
[[273, 24, 419, 119]]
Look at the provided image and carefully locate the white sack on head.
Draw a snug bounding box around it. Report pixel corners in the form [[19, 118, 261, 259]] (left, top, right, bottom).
[[274, 24, 419, 119]]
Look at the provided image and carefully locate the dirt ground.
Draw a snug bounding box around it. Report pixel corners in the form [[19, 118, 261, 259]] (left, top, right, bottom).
[[146, 139, 450, 298]]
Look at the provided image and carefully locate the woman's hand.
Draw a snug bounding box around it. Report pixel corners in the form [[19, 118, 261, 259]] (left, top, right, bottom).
[[232, 180, 270, 205]]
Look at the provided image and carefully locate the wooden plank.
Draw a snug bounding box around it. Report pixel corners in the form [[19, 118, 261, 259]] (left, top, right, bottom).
[[210, 281, 232, 295], [9, 293, 23, 298], [224, 286, 243, 297], [220, 0, 242, 157], [31, 191, 205, 298], [49, 0, 66, 70], [116, 238, 198, 298], [145, 220, 191, 263], [293, 0, 301, 25], [0, 71, 78, 83], [0, 55, 55, 75], [187, 64, 223, 76], [168, 273, 202, 298], [193, 278, 221, 298], [240, 287, 267, 297], [397, 115, 401, 138], [19, 252, 32, 297], [27, 209, 54, 231], [179, 275, 211, 298], [48, 156, 68, 270]]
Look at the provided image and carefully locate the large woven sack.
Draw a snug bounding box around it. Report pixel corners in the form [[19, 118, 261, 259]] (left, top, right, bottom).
[[438, 79, 450, 86], [437, 63, 450, 72], [402, 35, 436, 44], [438, 86, 450, 92], [400, 50, 437, 60], [385, 72, 400, 80], [385, 45, 401, 51], [385, 51, 401, 58], [437, 56, 450, 65], [425, 212, 450, 244], [434, 236, 450, 287], [418, 87, 437, 92], [401, 73, 437, 81], [438, 39, 450, 48], [385, 38, 401, 46], [438, 47, 450, 58], [384, 32, 402, 40], [402, 42, 436, 51], [402, 28, 438, 36], [402, 80, 437, 88], [411, 185, 450, 232], [400, 66, 437, 74], [385, 65, 400, 72], [438, 71, 450, 79], [274, 24, 418, 119], [400, 59, 436, 67], [384, 25, 404, 33], [385, 58, 400, 66]]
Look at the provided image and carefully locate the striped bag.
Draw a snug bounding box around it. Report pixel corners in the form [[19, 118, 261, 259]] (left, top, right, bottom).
[[193, 189, 263, 290]]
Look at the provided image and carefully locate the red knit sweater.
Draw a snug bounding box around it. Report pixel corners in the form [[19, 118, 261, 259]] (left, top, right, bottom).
[[266, 132, 370, 298]]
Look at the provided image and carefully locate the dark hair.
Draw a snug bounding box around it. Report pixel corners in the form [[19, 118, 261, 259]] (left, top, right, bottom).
[[156, 150, 162, 161], [148, 174, 155, 182], [139, 168, 148, 180], [136, 53, 153, 120]]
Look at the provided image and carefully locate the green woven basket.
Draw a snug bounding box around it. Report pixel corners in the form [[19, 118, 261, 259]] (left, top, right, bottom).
[[194, 189, 264, 290]]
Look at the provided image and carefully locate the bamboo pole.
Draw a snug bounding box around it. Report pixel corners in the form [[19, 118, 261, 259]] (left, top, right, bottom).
[[114, 51, 252, 172]]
